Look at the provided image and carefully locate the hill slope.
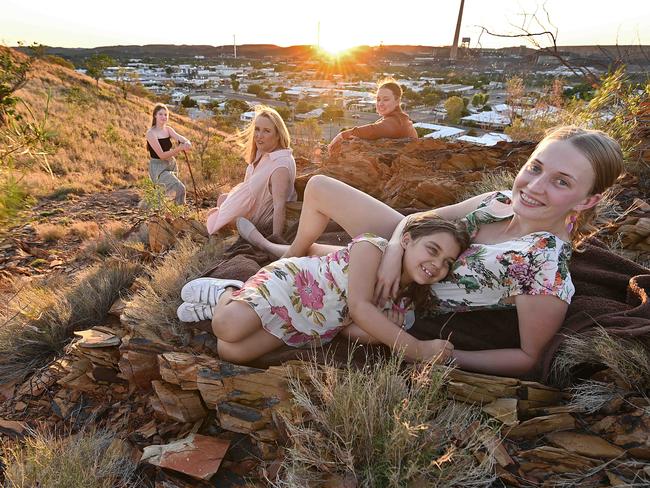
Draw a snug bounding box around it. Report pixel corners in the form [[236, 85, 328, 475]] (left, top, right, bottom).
[[11, 50, 232, 199]]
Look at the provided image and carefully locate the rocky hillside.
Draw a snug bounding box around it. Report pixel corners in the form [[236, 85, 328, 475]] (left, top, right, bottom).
[[8, 49, 234, 200]]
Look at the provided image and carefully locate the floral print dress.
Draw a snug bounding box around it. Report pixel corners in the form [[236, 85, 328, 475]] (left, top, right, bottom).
[[230, 234, 414, 347], [428, 191, 575, 314]]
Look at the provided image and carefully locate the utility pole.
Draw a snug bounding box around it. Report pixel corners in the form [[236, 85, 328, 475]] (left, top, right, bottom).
[[449, 0, 465, 61], [233, 35, 237, 59]]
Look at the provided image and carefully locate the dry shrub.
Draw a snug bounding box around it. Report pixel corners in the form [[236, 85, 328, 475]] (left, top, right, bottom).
[[551, 327, 650, 391], [35, 222, 67, 242], [69, 220, 100, 239], [275, 354, 497, 487], [122, 237, 228, 343], [458, 170, 516, 202], [0, 259, 141, 384], [1, 425, 141, 487]]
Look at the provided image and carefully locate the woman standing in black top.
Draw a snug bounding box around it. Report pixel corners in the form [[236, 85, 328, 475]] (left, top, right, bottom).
[[146, 103, 192, 205]]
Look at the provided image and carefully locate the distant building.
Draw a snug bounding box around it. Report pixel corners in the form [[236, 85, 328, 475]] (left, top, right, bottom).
[[457, 132, 512, 146], [461, 111, 511, 129], [240, 111, 256, 122], [412, 123, 466, 139]]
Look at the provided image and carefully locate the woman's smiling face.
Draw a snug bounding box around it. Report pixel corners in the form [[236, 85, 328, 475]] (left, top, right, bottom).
[[512, 139, 599, 227], [375, 87, 399, 116]]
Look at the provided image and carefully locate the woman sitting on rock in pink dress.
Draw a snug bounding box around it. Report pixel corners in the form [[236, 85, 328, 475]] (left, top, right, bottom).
[[206, 105, 297, 236], [177, 214, 469, 365]]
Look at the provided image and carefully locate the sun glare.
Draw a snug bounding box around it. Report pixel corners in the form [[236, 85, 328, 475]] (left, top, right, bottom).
[[319, 40, 354, 58]]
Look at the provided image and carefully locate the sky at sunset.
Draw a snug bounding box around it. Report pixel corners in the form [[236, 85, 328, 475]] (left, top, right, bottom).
[[2, 0, 649, 52]]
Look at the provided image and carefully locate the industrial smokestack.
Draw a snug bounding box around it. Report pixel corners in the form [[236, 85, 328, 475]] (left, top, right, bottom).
[[233, 34, 237, 59], [450, 0, 465, 61]]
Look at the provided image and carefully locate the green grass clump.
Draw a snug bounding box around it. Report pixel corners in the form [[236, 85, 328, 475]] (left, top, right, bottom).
[[275, 354, 497, 487], [0, 258, 141, 384], [1, 425, 141, 488]]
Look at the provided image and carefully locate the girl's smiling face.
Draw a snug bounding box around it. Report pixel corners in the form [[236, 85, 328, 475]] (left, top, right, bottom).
[[401, 231, 461, 286]]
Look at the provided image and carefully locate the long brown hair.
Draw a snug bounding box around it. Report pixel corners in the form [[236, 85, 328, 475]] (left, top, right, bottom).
[[397, 213, 470, 311], [151, 103, 168, 128]]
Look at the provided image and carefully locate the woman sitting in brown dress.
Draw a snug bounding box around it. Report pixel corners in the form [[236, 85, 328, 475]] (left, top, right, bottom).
[[328, 78, 418, 155]]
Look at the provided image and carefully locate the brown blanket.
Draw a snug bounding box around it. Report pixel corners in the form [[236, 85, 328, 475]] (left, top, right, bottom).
[[206, 225, 650, 381]]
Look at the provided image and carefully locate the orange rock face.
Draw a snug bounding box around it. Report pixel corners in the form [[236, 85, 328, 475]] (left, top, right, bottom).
[[297, 137, 535, 208]]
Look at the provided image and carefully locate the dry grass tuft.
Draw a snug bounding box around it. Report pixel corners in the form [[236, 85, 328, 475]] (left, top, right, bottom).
[[0, 259, 142, 384], [35, 222, 67, 242], [69, 220, 101, 240], [568, 380, 624, 414], [1, 424, 141, 488], [552, 327, 650, 391], [122, 237, 228, 343], [274, 353, 497, 487], [458, 170, 516, 202]]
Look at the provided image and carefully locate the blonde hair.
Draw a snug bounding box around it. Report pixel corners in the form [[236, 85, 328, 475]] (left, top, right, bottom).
[[151, 103, 168, 128], [239, 105, 291, 163], [540, 126, 624, 247]]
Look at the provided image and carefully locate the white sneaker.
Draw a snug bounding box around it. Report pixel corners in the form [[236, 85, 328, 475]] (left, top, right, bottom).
[[180, 277, 244, 306], [236, 217, 259, 243], [177, 302, 214, 322]]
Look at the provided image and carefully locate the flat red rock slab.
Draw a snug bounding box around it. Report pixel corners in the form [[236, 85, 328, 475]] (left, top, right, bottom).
[[141, 433, 230, 480]]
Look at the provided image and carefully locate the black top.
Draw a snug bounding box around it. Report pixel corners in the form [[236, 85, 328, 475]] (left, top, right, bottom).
[[147, 136, 172, 159]]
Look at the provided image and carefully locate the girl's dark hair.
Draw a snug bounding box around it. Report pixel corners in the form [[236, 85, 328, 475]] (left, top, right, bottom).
[[398, 213, 470, 312], [151, 103, 168, 128]]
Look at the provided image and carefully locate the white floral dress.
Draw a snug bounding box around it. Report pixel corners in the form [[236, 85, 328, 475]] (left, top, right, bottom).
[[230, 234, 414, 347], [429, 191, 575, 314]]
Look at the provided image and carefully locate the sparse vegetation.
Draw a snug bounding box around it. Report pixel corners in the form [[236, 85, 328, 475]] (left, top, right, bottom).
[[0, 259, 141, 384], [1, 424, 141, 488], [551, 327, 650, 391], [275, 355, 497, 487], [122, 238, 227, 342], [459, 170, 516, 202]]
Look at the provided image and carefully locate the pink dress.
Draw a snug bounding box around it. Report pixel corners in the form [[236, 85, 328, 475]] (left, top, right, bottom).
[[206, 148, 297, 234], [230, 234, 415, 347]]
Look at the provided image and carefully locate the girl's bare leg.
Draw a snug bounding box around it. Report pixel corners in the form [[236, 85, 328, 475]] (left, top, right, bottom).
[[217, 328, 285, 364], [211, 289, 264, 342]]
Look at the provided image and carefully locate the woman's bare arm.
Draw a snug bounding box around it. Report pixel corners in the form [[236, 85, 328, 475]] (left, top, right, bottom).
[[146, 129, 190, 159], [269, 167, 292, 236], [451, 294, 568, 376]]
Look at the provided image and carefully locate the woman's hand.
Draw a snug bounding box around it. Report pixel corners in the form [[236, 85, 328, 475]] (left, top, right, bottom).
[[373, 242, 404, 304], [180, 141, 192, 152], [416, 339, 454, 363]]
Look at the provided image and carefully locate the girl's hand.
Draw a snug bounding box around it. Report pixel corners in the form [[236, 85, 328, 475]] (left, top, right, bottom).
[[417, 339, 454, 363], [373, 242, 404, 304], [181, 141, 192, 152], [382, 308, 405, 328]]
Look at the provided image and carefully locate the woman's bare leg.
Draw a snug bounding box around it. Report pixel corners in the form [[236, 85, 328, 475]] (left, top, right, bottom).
[[284, 176, 403, 257], [241, 224, 343, 259]]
